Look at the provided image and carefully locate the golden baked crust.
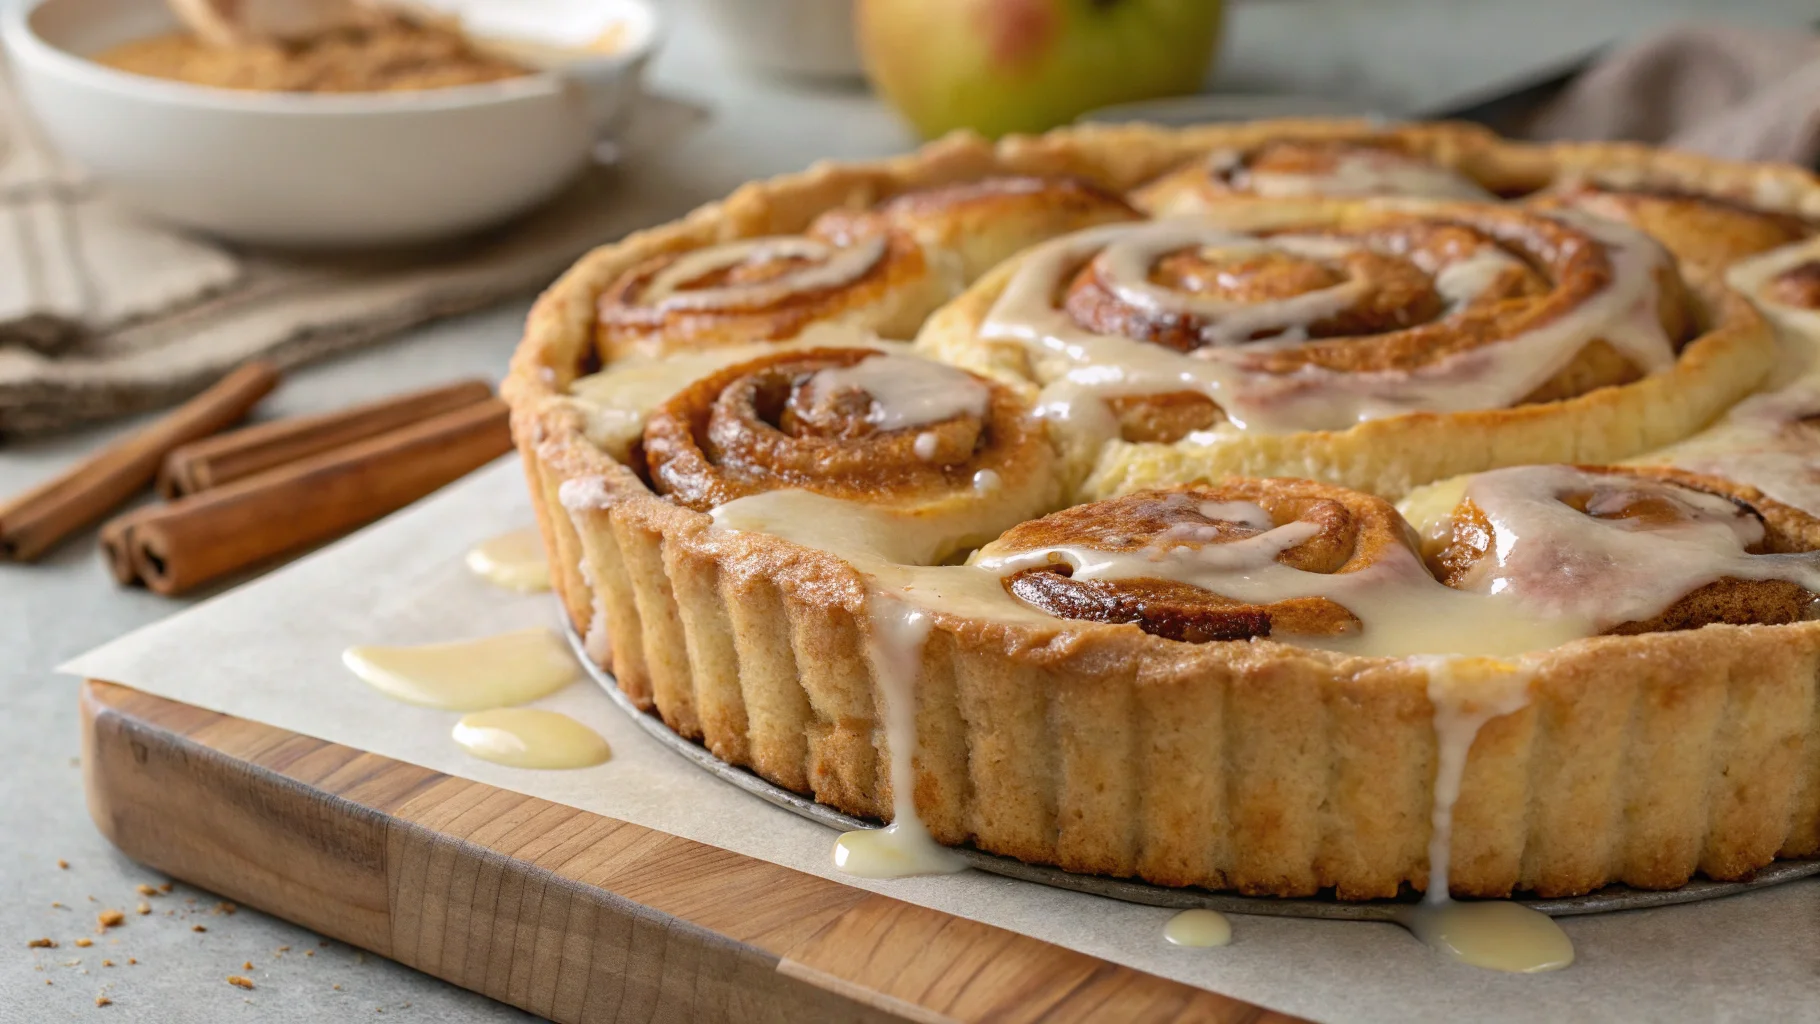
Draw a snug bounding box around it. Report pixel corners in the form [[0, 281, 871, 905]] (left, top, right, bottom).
[[506, 121, 1820, 901]]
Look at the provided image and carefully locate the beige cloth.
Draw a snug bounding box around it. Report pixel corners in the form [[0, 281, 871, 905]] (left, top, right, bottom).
[[1530, 23, 1820, 165], [0, 69, 705, 438]]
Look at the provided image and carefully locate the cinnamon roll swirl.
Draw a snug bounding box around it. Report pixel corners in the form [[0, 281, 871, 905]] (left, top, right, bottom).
[[1635, 238, 1820, 516], [642, 346, 1058, 562], [1525, 143, 1820, 273], [918, 199, 1774, 499], [973, 480, 1410, 642], [1419, 464, 1820, 635], [595, 176, 1137, 363], [1135, 137, 1494, 215], [1530, 183, 1813, 275]]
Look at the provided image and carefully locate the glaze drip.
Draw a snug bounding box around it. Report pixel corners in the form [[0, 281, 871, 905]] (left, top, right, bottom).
[[803, 353, 991, 432], [832, 597, 969, 879]]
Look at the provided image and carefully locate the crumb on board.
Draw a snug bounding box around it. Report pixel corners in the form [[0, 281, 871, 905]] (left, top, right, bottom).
[[333, 984, 342, 991], [227, 975, 255, 990], [28, 938, 56, 948], [136, 903, 151, 916], [243, 961, 254, 970], [97, 910, 125, 928], [127, 958, 138, 966], [74, 939, 93, 948], [57, 860, 68, 870], [215, 902, 237, 915], [192, 925, 207, 933], [158, 883, 173, 894], [102, 960, 114, 967], [135, 885, 158, 897], [304, 950, 315, 957], [95, 995, 111, 1007], [51, 902, 64, 909]]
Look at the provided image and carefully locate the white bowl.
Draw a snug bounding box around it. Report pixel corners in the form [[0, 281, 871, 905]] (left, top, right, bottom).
[[2, 0, 658, 247]]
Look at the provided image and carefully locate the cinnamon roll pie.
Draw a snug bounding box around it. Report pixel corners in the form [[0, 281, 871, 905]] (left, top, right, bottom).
[[507, 120, 1820, 902]]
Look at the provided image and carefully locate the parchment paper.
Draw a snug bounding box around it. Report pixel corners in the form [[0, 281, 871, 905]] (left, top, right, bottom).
[[62, 459, 1820, 1024]]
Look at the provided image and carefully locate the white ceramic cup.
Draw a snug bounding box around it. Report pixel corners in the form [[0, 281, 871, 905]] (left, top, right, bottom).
[[2, 0, 658, 247]]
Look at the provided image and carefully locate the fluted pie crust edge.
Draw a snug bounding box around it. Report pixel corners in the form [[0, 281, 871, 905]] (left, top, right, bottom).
[[504, 123, 1820, 899]]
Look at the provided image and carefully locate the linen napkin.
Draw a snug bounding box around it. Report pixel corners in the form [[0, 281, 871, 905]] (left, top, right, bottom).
[[0, 64, 705, 439], [1529, 22, 1820, 165]]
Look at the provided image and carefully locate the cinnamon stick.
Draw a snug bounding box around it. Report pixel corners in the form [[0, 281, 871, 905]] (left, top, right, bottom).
[[158, 379, 494, 498], [104, 398, 510, 596], [0, 363, 279, 562]]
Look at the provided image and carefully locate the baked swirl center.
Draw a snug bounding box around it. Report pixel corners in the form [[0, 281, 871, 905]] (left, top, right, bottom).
[[643, 347, 1043, 516], [979, 208, 1690, 436], [1430, 465, 1820, 633], [974, 481, 1415, 642]]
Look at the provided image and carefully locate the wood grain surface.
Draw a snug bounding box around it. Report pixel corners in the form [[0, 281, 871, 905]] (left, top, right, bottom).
[[80, 680, 1301, 1024]]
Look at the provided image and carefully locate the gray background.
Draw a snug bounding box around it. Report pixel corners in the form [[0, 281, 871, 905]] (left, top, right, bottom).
[[6, 0, 1818, 1019]]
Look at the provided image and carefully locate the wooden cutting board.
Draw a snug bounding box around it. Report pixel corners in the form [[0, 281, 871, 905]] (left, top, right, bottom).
[[80, 679, 1299, 1024]]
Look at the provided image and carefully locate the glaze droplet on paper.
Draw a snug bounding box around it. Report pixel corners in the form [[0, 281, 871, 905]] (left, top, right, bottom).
[[343, 627, 578, 711], [1163, 909, 1232, 948], [465, 527, 552, 592], [452, 708, 611, 769], [1398, 656, 1573, 973], [1397, 901, 1573, 973]]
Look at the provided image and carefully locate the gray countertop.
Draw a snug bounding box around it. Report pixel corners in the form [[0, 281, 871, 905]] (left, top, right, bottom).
[[6, 0, 1819, 1019]]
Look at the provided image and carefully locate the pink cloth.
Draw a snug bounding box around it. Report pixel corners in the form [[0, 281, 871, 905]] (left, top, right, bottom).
[[1530, 23, 1820, 165]]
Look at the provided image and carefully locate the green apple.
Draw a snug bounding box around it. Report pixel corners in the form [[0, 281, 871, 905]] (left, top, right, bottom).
[[856, 0, 1223, 139]]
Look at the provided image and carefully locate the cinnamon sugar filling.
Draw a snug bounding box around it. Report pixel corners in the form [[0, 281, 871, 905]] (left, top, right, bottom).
[[641, 347, 1036, 511]]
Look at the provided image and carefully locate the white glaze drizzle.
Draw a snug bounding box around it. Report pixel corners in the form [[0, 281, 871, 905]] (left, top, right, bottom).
[[1206, 147, 1493, 201], [558, 476, 615, 665], [832, 598, 969, 879], [1649, 240, 1820, 514], [1455, 464, 1820, 630], [804, 353, 990, 432], [1395, 656, 1574, 973], [979, 214, 1677, 434], [968, 497, 1584, 660], [1416, 657, 1531, 909], [641, 235, 888, 311], [565, 331, 899, 460]]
